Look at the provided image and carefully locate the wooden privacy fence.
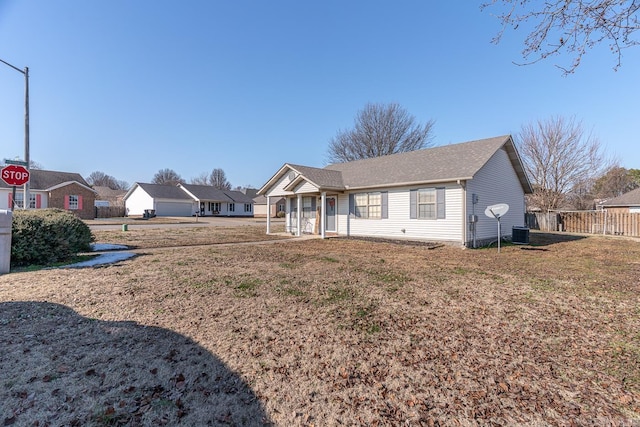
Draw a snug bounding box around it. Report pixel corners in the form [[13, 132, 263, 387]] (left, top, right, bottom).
[[525, 212, 558, 232], [95, 206, 126, 218], [526, 211, 640, 237]]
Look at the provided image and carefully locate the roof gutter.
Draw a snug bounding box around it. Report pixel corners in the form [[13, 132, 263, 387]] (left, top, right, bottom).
[[344, 177, 474, 192]]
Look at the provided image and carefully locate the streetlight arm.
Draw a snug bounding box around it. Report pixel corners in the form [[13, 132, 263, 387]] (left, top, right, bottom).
[[0, 58, 26, 75]]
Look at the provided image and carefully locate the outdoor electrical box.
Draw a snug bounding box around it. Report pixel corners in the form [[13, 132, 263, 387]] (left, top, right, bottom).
[[468, 214, 478, 223], [0, 209, 12, 274]]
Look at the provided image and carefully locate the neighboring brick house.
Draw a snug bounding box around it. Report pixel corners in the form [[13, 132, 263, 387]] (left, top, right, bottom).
[[598, 187, 640, 213], [0, 169, 97, 219]]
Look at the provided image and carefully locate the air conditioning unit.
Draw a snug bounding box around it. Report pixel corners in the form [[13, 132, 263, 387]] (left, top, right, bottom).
[[512, 226, 530, 244]]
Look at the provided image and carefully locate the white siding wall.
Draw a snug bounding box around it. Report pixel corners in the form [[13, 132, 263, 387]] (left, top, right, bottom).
[[293, 181, 319, 194], [265, 172, 295, 197], [466, 147, 526, 243], [0, 190, 48, 210], [124, 186, 154, 215], [335, 184, 464, 243]]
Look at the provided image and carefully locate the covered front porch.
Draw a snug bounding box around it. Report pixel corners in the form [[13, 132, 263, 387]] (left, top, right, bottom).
[[265, 192, 338, 239]]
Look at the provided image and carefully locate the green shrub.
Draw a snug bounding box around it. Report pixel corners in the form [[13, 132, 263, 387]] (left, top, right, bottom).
[[11, 209, 94, 267], [276, 211, 286, 218]]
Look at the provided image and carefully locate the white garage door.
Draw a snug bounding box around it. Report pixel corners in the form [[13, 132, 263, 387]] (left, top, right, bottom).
[[155, 202, 193, 217]]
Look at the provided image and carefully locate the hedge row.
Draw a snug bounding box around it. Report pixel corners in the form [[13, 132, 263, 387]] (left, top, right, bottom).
[[11, 209, 94, 267]]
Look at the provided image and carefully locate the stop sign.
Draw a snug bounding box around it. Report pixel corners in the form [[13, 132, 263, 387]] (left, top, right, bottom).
[[1, 164, 30, 186]]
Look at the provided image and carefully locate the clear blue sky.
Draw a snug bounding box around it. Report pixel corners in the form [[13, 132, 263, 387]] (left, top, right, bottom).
[[1, 1, 639, 189]]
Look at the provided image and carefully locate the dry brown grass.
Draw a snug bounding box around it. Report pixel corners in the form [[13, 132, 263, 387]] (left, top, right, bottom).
[[1, 229, 639, 426]]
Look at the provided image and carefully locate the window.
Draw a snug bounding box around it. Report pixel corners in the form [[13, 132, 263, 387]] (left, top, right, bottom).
[[417, 189, 436, 219], [228, 203, 235, 212], [244, 203, 252, 212], [68, 195, 79, 210], [354, 192, 381, 219], [13, 193, 37, 209], [410, 188, 445, 219], [209, 202, 221, 212], [302, 196, 316, 218]]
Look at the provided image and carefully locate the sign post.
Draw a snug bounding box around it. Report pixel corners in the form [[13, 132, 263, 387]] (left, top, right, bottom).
[[1, 164, 30, 209], [484, 203, 509, 253]]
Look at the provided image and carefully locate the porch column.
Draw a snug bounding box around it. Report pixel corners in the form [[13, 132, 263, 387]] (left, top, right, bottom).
[[321, 192, 326, 239], [266, 195, 271, 234], [296, 194, 302, 236], [286, 197, 291, 233]]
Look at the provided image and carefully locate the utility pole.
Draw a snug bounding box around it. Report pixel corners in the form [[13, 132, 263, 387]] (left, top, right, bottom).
[[0, 58, 30, 209]]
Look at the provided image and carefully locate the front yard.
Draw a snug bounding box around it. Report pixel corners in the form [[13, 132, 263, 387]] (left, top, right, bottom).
[[1, 227, 638, 425]]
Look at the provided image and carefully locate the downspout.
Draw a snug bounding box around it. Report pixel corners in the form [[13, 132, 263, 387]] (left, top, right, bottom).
[[460, 180, 467, 247]]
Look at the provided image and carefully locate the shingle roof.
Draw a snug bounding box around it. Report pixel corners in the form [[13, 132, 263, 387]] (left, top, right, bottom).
[[0, 169, 90, 190], [599, 187, 640, 207], [180, 184, 234, 202], [259, 135, 532, 195], [325, 135, 529, 190], [179, 184, 256, 203], [224, 190, 255, 204], [135, 183, 193, 200], [286, 164, 345, 190]]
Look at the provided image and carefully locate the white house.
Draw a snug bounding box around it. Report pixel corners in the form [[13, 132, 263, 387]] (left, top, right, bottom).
[[123, 182, 255, 217], [178, 183, 255, 217], [257, 135, 533, 247]]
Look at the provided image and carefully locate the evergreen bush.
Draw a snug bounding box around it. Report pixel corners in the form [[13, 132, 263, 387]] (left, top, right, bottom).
[[11, 209, 94, 267]]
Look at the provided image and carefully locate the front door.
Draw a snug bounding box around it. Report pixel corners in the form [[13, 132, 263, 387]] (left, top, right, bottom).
[[326, 196, 336, 232]]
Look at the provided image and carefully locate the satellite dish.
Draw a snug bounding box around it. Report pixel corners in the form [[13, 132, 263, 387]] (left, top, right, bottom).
[[484, 203, 509, 219]]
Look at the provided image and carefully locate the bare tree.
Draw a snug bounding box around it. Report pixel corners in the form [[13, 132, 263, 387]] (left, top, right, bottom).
[[152, 168, 184, 186], [327, 103, 435, 163], [29, 160, 44, 170], [518, 116, 609, 211], [190, 172, 210, 185], [209, 168, 231, 190], [86, 171, 129, 190], [482, 0, 640, 74]]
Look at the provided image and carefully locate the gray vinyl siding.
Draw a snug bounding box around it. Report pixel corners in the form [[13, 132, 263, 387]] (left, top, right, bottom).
[[336, 185, 463, 242], [466, 147, 526, 244]]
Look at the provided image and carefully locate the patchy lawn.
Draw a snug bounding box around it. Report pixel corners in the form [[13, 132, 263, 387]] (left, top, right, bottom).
[[1, 231, 639, 425]]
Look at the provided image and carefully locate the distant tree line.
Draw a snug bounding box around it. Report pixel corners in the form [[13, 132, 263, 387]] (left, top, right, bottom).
[[86, 171, 129, 190]]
